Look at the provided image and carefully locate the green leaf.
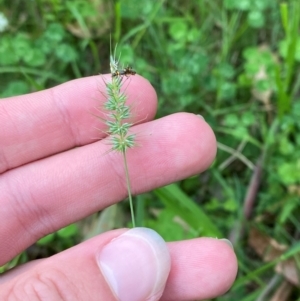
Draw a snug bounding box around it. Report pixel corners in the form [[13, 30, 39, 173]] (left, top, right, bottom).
[[279, 39, 300, 62], [147, 209, 197, 241], [247, 11, 265, 28], [154, 184, 222, 238], [219, 81, 236, 100], [224, 0, 237, 10], [235, 0, 251, 11], [0, 36, 19, 65], [13, 34, 32, 61], [37, 233, 55, 245], [241, 112, 255, 126], [55, 44, 78, 63], [223, 198, 238, 212], [169, 21, 188, 41], [277, 161, 300, 185], [43, 23, 66, 43], [253, 0, 271, 11], [278, 197, 299, 224], [224, 113, 240, 127], [216, 63, 235, 79], [279, 137, 295, 155], [225, 0, 251, 10], [0, 81, 30, 98], [255, 79, 272, 92], [216, 127, 262, 148], [23, 49, 46, 67], [120, 0, 155, 19], [57, 224, 79, 238]]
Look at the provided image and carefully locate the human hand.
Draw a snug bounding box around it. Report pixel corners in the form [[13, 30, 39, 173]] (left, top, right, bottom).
[[0, 75, 237, 300]]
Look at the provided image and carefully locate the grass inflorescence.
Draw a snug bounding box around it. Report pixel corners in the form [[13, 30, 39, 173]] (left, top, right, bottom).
[[102, 49, 137, 227]]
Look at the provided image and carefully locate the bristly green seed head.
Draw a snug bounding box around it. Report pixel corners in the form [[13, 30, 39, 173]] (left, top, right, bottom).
[[103, 44, 136, 154], [105, 41, 137, 227], [111, 134, 136, 152], [110, 43, 121, 74]]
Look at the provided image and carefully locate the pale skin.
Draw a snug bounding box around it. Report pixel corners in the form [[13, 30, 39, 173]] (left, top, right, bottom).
[[0, 74, 238, 300]]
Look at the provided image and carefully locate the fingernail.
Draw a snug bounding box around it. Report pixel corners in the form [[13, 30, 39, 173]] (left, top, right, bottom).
[[219, 238, 234, 249], [197, 114, 205, 120], [97, 227, 171, 301]]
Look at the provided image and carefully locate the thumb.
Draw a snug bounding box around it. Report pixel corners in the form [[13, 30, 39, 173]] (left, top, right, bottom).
[[98, 227, 171, 301], [1, 228, 171, 301]]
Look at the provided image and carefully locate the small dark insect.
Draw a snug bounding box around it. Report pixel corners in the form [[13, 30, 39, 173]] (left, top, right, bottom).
[[112, 70, 121, 77], [112, 66, 136, 78], [122, 66, 136, 76]]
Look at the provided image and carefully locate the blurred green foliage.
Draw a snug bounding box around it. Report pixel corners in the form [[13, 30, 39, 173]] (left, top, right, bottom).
[[1, 0, 300, 299]]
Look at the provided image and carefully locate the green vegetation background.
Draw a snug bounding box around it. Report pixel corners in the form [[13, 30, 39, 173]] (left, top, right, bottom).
[[1, 0, 300, 300]]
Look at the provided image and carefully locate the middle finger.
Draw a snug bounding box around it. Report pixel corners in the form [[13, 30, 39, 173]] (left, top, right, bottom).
[[0, 113, 216, 265]]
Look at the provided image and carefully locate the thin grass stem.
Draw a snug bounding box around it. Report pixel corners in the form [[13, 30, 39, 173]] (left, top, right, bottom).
[[123, 151, 136, 227]]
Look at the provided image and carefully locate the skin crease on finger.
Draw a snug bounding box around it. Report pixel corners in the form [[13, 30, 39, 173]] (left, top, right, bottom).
[[0, 230, 237, 301]]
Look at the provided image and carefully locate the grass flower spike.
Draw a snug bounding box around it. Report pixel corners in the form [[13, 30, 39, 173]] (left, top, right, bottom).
[[102, 49, 136, 227]]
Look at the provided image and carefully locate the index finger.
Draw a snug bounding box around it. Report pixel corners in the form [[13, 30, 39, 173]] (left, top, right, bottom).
[[0, 75, 157, 174]]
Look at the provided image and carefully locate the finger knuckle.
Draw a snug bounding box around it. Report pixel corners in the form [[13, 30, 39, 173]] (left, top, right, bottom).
[[9, 269, 79, 301]]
